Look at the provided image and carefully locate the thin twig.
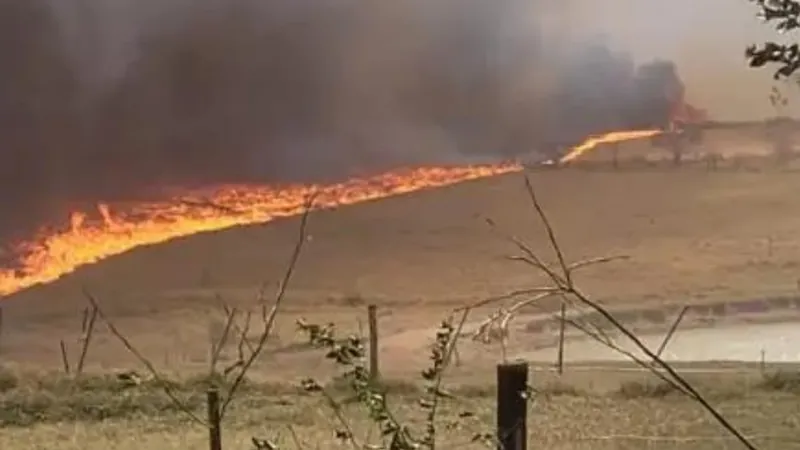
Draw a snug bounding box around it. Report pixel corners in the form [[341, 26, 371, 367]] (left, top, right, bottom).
[[523, 176, 570, 284], [217, 296, 256, 355], [470, 292, 559, 344], [485, 221, 566, 288], [568, 255, 630, 271], [456, 287, 559, 312], [80, 307, 90, 334], [220, 192, 316, 417], [83, 289, 208, 427], [425, 308, 471, 449], [59, 340, 70, 374], [75, 305, 98, 376], [558, 312, 690, 397], [236, 310, 254, 362], [209, 306, 238, 378], [518, 173, 757, 450], [573, 285, 756, 448]]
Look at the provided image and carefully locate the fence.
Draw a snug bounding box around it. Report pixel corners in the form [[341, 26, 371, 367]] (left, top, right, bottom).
[[0, 301, 697, 450], [198, 303, 530, 450], [202, 365, 530, 450], [1, 300, 789, 449]]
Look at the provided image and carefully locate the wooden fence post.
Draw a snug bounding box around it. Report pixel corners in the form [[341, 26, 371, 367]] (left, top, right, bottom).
[[367, 304, 379, 382], [497, 362, 528, 450], [207, 388, 222, 450], [556, 303, 566, 375]]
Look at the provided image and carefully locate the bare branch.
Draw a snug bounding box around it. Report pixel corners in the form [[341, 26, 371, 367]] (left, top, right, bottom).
[[236, 310, 254, 361], [513, 179, 758, 450], [568, 255, 630, 271], [59, 340, 70, 374], [423, 308, 471, 448], [470, 291, 561, 344], [485, 217, 567, 287], [218, 295, 256, 355], [477, 177, 756, 450], [457, 287, 560, 312], [83, 289, 208, 427], [209, 306, 238, 378], [220, 192, 316, 417], [523, 176, 571, 282], [75, 305, 98, 376], [556, 310, 690, 397]]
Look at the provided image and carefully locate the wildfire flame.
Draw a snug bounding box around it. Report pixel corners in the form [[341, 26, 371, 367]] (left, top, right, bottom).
[[558, 129, 662, 163], [0, 128, 660, 297]]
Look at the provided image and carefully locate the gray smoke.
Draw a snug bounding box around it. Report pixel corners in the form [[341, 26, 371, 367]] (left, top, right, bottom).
[[0, 0, 682, 246]]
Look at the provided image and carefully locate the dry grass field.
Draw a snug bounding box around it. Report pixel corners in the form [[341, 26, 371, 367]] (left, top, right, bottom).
[[6, 139, 800, 447], [3, 363, 800, 450]]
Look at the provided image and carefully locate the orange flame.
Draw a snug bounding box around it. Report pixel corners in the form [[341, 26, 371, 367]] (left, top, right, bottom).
[[0, 164, 521, 296], [0, 128, 661, 297], [558, 129, 662, 164]]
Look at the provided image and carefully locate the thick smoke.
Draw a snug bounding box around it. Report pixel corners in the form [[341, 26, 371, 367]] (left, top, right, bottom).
[[0, 0, 682, 245]]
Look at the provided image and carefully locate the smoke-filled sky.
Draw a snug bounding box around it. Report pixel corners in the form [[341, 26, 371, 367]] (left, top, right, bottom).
[[49, 0, 790, 120], [568, 0, 798, 120], [0, 0, 790, 245]]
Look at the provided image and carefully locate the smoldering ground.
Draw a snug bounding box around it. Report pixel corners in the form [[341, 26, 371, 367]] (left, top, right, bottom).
[[0, 0, 684, 246]]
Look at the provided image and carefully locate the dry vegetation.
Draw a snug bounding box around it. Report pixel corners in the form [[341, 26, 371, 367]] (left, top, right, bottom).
[[5, 0, 800, 448], [5, 164, 800, 448], [3, 366, 800, 450]]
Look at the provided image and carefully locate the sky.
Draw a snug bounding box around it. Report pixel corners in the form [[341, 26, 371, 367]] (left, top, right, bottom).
[[564, 0, 796, 120], [49, 0, 796, 120]]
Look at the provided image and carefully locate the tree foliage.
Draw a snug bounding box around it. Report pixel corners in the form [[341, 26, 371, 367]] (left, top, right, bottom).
[[746, 0, 800, 78]]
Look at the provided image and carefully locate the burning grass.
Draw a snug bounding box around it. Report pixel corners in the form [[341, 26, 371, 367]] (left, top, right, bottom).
[[0, 124, 676, 298]]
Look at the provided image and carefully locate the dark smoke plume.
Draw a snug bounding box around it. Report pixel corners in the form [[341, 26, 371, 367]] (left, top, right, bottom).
[[0, 0, 682, 246]]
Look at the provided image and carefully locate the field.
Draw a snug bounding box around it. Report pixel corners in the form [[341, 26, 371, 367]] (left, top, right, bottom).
[[3, 364, 800, 450], [5, 144, 800, 448]]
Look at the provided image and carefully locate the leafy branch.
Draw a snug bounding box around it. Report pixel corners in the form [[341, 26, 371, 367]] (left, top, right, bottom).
[[297, 310, 471, 450], [746, 0, 800, 78]]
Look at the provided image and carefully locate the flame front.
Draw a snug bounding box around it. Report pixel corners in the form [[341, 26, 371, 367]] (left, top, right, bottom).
[[0, 128, 661, 297], [0, 164, 521, 296], [558, 129, 662, 164]]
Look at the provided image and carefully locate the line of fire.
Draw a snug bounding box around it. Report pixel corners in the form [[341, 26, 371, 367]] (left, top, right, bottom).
[[1, 57, 799, 298]]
